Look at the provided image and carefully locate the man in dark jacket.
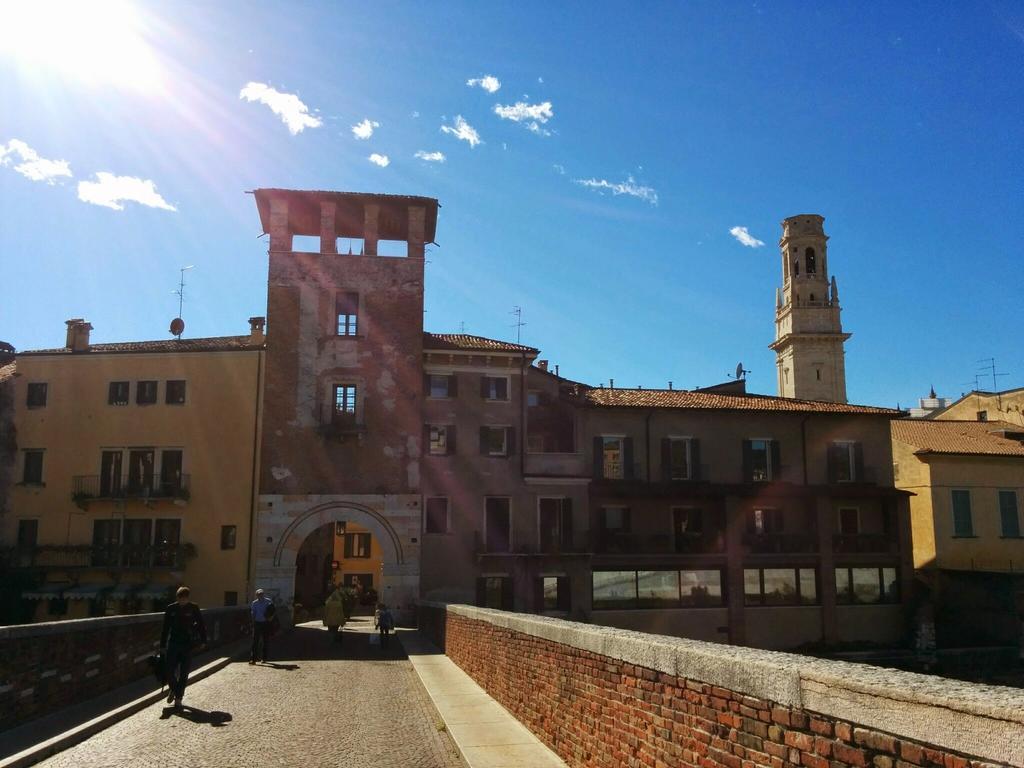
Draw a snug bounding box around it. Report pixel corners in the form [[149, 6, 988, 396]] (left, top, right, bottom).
[[160, 586, 207, 708]]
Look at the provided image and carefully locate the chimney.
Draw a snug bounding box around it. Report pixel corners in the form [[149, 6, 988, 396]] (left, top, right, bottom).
[[537, 360, 548, 372], [668, 381, 673, 390], [554, 364, 559, 377], [609, 378, 615, 389], [248, 316, 266, 343], [65, 319, 92, 352]]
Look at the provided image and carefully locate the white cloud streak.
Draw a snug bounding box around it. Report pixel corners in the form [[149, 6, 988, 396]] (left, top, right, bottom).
[[415, 150, 446, 163], [77, 172, 176, 211], [729, 226, 765, 247], [351, 119, 380, 139], [368, 153, 390, 167], [239, 82, 322, 134], [493, 101, 554, 136], [0, 139, 72, 184], [440, 115, 481, 148], [466, 75, 501, 93], [573, 175, 658, 206]]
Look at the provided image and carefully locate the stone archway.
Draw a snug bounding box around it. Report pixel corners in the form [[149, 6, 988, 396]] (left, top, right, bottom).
[[253, 494, 421, 625]]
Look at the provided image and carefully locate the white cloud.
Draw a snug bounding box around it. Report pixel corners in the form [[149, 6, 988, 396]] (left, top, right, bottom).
[[368, 153, 390, 167], [411, 111, 420, 118], [351, 119, 380, 140], [466, 75, 501, 93], [77, 173, 176, 211], [573, 175, 658, 206], [552, 163, 566, 175], [440, 115, 481, 148], [538, 76, 544, 84], [729, 226, 765, 247], [493, 101, 554, 136], [0, 139, 72, 184], [238, 82, 322, 134], [415, 150, 446, 163]]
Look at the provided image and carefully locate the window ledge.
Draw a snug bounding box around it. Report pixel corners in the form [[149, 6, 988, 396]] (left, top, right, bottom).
[[951, 535, 978, 539], [998, 535, 1023, 539]]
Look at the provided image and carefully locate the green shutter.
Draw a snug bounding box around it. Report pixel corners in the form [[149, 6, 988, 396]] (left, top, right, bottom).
[[999, 491, 1020, 538], [951, 490, 973, 537]]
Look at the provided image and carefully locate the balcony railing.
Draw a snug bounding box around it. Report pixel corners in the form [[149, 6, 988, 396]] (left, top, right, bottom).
[[742, 532, 818, 554], [1, 543, 195, 570], [832, 533, 899, 554], [71, 474, 191, 503]]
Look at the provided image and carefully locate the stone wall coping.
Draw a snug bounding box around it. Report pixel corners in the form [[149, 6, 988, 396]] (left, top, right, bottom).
[[0, 606, 248, 642], [422, 602, 1024, 764]]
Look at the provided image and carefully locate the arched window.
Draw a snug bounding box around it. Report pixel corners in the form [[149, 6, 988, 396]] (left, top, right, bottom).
[[805, 247, 817, 274], [793, 259, 800, 276]]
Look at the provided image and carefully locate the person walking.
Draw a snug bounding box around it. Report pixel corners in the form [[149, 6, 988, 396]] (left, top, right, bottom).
[[323, 586, 346, 646], [160, 586, 207, 709], [250, 588, 275, 664], [376, 603, 395, 649]]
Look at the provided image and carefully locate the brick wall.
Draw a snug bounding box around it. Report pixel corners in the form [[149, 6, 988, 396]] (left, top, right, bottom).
[[418, 603, 1023, 768], [0, 606, 249, 730]]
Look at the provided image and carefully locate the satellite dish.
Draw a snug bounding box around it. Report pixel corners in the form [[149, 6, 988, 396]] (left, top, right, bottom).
[[735, 362, 744, 380], [169, 318, 185, 337]]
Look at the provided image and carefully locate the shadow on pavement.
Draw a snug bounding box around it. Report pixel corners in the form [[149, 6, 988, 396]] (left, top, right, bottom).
[[266, 618, 406, 662], [159, 705, 232, 726], [259, 662, 300, 670]]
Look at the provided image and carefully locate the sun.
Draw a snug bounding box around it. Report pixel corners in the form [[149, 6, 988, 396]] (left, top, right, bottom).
[[0, 0, 162, 90]]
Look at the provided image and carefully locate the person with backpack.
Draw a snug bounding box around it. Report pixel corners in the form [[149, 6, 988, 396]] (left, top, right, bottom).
[[323, 586, 346, 646], [376, 603, 395, 649], [160, 586, 207, 708], [250, 588, 275, 664]]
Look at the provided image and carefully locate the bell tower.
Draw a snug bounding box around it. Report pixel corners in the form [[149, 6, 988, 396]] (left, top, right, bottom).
[[769, 214, 851, 403]]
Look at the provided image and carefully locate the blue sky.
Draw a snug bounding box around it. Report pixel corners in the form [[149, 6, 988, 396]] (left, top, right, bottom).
[[1, 1, 1022, 407]]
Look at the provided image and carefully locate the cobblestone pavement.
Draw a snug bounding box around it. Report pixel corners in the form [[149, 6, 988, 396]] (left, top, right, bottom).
[[38, 618, 466, 768]]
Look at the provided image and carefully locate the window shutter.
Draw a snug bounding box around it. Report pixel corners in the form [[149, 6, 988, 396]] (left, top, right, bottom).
[[592, 436, 604, 479], [501, 577, 514, 611], [475, 577, 486, 607], [479, 426, 489, 455], [770, 440, 781, 480], [561, 498, 574, 547], [557, 577, 571, 612], [853, 442, 864, 482], [742, 440, 753, 481], [449, 374, 459, 398], [623, 437, 635, 480], [826, 444, 839, 483], [660, 438, 671, 482], [480, 376, 489, 398], [423, 373, 431, 397], [447, 425, 457, 455], [506, 427, 516, 457], [690, 439, 702, 481]]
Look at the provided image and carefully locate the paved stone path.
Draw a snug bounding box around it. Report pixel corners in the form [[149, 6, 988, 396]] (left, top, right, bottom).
[[37, 618, 466, 768]]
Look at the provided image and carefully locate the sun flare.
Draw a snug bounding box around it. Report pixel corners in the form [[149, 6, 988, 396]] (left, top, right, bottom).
[[0, 0, 161, 90]]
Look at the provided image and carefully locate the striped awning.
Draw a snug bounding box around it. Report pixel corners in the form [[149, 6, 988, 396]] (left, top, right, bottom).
[[135, 583, 173, 600], [22, 583, 68, 600], [63, 584, 108, 600]]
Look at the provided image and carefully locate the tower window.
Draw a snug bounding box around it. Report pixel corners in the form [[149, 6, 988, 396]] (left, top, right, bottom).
[[793, 260, 799, 276], [336, 292, 359, 336], [805, 247, 816, 274]]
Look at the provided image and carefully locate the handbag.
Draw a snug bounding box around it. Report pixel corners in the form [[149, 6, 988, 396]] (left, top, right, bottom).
[[146, 652, 166, 686]]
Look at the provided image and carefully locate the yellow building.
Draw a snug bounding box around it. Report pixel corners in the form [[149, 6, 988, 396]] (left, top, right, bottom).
[[927, 387, 1024, 427], [2, 318, 264, 621], [891, 419, 1024, 648]]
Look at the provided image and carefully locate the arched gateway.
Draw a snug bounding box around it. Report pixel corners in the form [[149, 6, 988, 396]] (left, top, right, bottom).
[[252, 495, 421, 625]]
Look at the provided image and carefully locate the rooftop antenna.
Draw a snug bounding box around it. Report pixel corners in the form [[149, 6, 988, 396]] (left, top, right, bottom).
[[510, 305, 525, 344], [459, 321, 466, 334], [976, 357, 1009, 408], [729, 362, 750, 380], [169, 265, 194, 339]]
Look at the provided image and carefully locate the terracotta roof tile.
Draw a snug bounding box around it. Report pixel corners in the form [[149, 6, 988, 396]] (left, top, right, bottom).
[[0, 361, 15, 383], [19, 335, 262, 356], [423, 333, 538, 354], [891, 419, 1024, 456], [578, 387, 899, 415]]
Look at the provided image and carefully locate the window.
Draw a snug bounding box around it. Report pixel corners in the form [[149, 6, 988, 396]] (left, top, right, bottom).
[[22, 450, 44, 484], [154, 519, 182, 567], [123, 519, 152, 566], [166, 380, 186, 405], [127, 449, 155, 494], [539, 497, 573, 552], [224, 591, 238, 607], [539, 576, 570, 612], [427, 374, 454, 399], [481, 375, 509, 401], [336, 292, 359, 336], [601, 506, 631, 534], [828, 441, 861, 483], [17, 519, 38, 549], [667, 438, 691, 480], [805, 247, 816, 274], [680, 570, 723, 607], [108, 381, 129, 406], [92, 519, 121, 567], [999, 491, 1021, 538], [26, 382, 47, 408], [479, 425, 511, 457], [603, 437, 624, 480], [477, 576, 512, 610], [425, 497, 449, 534], [527, 391, 541, 407], [484, 497, 511, 552], [592, 569, 724, 610], [592, 571, 637, 609], [836, 567, 899, 604], [673, 508, 704, 551], [951, 490, 973, 537], [160, 450, 183, 495], [838, 507, 860, 535], [638, 570, 680, 608], [136, 380, 158, 405], [428, 425, 454, 455], [976, 411, 988, 422], [744, 568, 817, 606], [220, 525, 237, 550], [344, 532, 371, 558], [748, 507, 783, 535], [334, 385, 357, 418], [100, 450, 123, 497], [343, 573, 374, 590], [745, 439, 777, 482]]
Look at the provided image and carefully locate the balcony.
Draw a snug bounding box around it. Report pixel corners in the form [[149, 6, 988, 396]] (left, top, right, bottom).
[[523, 452, 587, 477], [71, 474, 191, 504], [1, 543, 196, 570], [742, 533, 818, 554], [832, 533, 899, 554]]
